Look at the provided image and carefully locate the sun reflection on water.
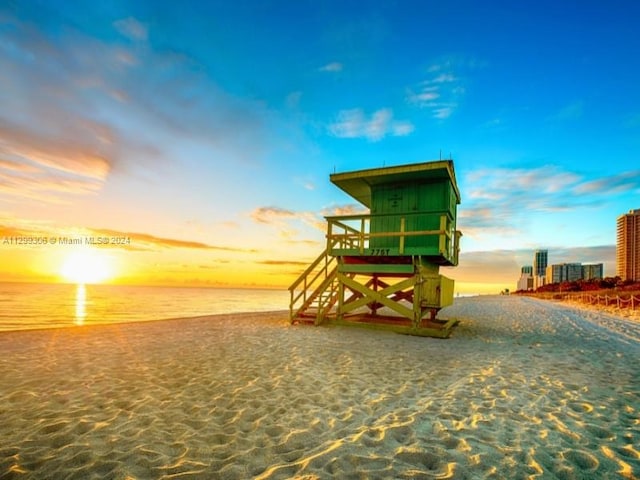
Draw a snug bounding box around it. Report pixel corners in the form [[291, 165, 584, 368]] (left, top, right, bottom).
[[75, 284, 86, 325]]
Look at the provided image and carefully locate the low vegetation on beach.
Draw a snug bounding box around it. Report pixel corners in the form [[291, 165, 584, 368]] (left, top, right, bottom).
[[516, 277, 640, 320], [517, 277, 640, 296]]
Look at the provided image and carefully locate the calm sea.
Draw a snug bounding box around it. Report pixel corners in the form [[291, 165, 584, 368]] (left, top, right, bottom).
[[0, 282, 289, 332]]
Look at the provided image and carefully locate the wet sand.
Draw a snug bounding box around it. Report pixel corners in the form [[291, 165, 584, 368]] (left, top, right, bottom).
[[1, 296, 639, 479]]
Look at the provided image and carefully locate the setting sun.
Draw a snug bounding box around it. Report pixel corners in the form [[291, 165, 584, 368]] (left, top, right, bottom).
[[60, 250, 114, 284]]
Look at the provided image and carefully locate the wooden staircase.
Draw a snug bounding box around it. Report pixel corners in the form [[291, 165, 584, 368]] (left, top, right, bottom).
[[289, 248, 341, 325]]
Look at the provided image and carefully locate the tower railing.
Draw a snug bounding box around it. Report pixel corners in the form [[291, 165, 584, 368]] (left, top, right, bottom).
[[325, 213, 461, 265]]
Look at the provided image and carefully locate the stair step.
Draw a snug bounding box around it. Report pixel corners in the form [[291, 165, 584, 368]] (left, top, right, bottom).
[[289, 246, 342, 325]]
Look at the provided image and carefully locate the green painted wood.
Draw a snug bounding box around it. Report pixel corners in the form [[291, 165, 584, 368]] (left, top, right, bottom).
[[328, 160, 460, 265], [369, 182, 456, 250], [338, 263, 415, 274], [329, 160, 461, 207], [332, 245, 450, 259]]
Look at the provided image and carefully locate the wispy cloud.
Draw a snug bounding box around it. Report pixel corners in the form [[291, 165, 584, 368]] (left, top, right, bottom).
[[0, 159, 40, 173], [0, 164, 104, 204], [250, 204, 370, 243], [459, 165, 640, 243], [328, 108, 414, 141], [407, 63, 464, 119], [321, 204, 368, 216], [0, 11, 282, 205], [319, 62, 343, 72], [573, 170, 640, 194], [250, 206, 327, 237], [293, 176, 316, 191], [466, 166, 582, 200], [258, 259, 311, 266], [0, 224, 30, 237], [551, 245, 615, 266], [113, 17, 148, 42], [250, 207, 298, 224]]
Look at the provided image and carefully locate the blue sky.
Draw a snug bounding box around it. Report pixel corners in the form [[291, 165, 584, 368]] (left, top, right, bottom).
[[1, 0, 639, 292]]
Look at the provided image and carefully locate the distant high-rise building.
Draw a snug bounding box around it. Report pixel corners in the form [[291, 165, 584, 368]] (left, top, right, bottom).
[[546, 263, 583, 284], [533, 250, 548, 289], [582, 263, 604, 281], [617, 209, 640, 281], [517, 266, 534, 291], [546, 265, 562, 284], [566, 263, 583, 282], [534, 250, 548, 277]]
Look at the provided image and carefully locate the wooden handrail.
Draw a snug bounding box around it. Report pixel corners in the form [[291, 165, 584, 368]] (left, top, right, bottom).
[[288, 247, 331, 292], [329, 229, 449, 240], [327, 219, 361, 235]]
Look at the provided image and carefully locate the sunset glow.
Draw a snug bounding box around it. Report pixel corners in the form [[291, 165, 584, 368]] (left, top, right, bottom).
[[60, 250, 114, 285], [1, 2, 639, 293]]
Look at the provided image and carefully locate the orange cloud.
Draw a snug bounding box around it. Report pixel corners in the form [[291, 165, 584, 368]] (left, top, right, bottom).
[[250, 207, 297, 224], [0, 123, 111, 181], [258, 260, 310, 266]]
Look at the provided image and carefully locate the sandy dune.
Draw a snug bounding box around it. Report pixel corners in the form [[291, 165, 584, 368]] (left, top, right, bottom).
[[0, 296, 638, 479]]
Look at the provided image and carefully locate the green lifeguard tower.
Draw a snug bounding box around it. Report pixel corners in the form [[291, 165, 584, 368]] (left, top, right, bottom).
[[289, 159, 462, 337]]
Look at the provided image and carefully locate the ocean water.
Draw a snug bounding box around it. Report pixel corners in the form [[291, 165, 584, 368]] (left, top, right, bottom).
[[0, 282, 289, 331]]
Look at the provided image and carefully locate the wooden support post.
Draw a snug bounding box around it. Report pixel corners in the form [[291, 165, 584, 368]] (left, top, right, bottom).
[[399, 217, 405, 254], [413, 273, 422, 329], [372, 275, 379, 316], [439, 215, 446, 255], [337, 277, 345, 321]]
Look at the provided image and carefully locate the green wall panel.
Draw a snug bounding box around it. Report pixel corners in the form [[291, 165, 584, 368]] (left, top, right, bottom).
[[370, 179, 454, 251]]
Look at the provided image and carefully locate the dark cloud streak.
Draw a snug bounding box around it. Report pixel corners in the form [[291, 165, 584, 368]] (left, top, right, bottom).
[[90, 228, 256, 252]]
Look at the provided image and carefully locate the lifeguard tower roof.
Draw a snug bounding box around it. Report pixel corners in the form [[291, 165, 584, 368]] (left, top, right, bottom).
[[329, 160, 461, 208]]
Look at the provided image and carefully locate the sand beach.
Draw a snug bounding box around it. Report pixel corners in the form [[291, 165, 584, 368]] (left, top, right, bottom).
[[1, 295, 639, 479]]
